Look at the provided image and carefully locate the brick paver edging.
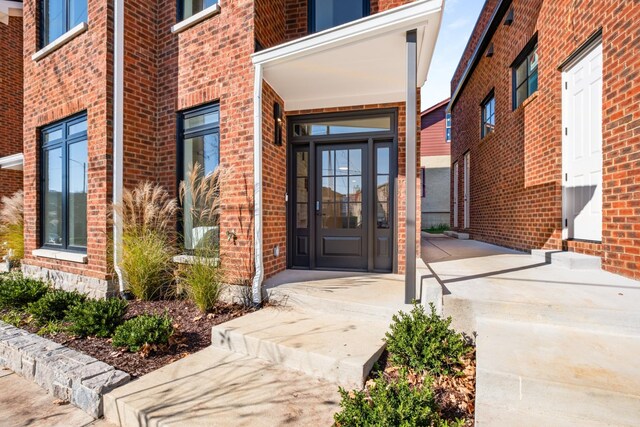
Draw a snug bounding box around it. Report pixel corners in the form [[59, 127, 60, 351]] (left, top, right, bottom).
[[0, 321, 130, 418]]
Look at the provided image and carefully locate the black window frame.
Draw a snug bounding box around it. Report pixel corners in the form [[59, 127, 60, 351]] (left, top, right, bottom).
[[511, 35, 539, 110], [481, 90, 495, 139], [445, 112, 452, 143], [177, 102, 221, 253], [40, 112, 89, 253], [39, 0, 88, 49], [177, 0, 219, 22], [308, 0, 370, 34]]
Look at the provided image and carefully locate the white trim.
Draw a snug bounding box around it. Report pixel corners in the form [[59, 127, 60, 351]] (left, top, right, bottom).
[[171, 3, 221, 34], [0, 0, 22, 25], [32, 249, 88, 264], [113, 0, 125, 294], [0, 153, 23, 170], [251, 63, 264, 305], [173, 255, 220, 267], [32, 22, 88, 62]]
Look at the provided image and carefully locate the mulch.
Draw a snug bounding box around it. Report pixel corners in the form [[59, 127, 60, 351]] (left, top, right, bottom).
[[4, 300, 253, 378]]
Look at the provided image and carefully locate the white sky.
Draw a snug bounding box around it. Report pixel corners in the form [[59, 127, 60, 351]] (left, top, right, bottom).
[[420, 0, 485, 111]]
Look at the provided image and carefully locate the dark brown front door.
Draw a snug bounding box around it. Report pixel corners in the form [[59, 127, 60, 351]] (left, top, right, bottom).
[[315, 144, 368, 270]]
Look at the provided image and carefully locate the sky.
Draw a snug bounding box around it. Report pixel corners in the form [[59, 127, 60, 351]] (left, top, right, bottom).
[[420, 0, 485, 111]]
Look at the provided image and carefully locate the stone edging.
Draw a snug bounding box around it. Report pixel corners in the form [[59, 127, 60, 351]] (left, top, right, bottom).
[[0, 321, 130, 418]]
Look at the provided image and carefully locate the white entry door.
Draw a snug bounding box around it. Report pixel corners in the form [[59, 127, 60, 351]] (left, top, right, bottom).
[[463, 152, 470, 229], [453, 162, 459, 228], [562, 40, 603, 241]]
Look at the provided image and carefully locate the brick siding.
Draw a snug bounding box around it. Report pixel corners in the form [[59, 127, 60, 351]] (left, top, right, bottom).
[[450, 0, 640, 280]]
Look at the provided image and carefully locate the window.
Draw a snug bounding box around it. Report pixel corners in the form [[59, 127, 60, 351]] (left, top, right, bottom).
[[421, 168, 426, 198], [40, 0, 87, 47], [179, 0, 218, 21], [293, 115, 391, 137], [41, 113, 88, 251], [179, 103, 220, 251], [309, 0, 369, 33], [481, 92, 495, 138], [445, 113, 452, 143], [513, 42, 538, 108]]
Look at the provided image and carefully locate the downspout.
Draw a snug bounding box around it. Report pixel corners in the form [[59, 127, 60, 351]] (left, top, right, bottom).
[[251, 63, 264, 305], [113, 0, 125, 295]]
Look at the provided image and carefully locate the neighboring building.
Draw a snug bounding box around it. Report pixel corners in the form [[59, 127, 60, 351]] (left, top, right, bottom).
[[449, 0, 640, 280], [15, 0, 444, 299], [420, 98, 450, 229], [0, 1, 24, 200]]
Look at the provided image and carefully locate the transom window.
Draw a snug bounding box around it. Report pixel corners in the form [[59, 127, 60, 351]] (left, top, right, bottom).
[[179, 0, 218, 21], [41, 113, 88, 251], [40, 0, 87, 47], [293, 115, 391, 137], [179, 103, 220, 251], [309, 0, 370, 33], [481, 92, 495, 138], [513, 42, 538, 108]]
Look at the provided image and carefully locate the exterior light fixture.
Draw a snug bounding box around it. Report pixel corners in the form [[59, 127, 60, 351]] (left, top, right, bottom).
[[504, 8, 514, 26], [274, 102, 283, 146]]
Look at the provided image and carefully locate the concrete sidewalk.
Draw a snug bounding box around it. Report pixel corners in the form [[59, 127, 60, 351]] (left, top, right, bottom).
[[0, 368, 113, 427]]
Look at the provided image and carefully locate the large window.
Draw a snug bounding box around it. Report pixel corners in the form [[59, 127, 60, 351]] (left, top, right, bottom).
[[179, 103, 220, 251], [513, 42, 538, 109], [40, 0, 87, 47], [41, 113, 88, 251], [481, 92, 495, 138], [309, 0, 369, 33], [179, 0, 218, 21]]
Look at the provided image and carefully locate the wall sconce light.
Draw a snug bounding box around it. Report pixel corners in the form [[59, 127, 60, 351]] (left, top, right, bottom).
[[274, 102, 283, 146]]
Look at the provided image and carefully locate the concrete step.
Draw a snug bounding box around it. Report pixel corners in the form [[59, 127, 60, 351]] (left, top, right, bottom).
[[444, 230, 469, 240], [531, 249, 602, 270], [104, 347, 340, 427], [210, 307, 388, 389], [475, 318, 640, 426]]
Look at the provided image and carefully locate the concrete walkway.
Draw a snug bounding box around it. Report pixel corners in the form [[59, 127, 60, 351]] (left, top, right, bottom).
[[422, 234, 640, 426], [0, 368, 113, 427]]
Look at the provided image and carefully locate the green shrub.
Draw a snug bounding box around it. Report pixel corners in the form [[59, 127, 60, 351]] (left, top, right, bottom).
[[27, 290, 86, 325], [334, 372, 461, 427], [180, 252, 224, 313], [385, 303, 470, 375], [37, 321, 65, 336], [0, 190, 24, 261], [121, 231, 174, 301], [1, 310, 24, 327], [0, 274, 48, 309], [112, 313, 174, 352], [66, 298, 128, 338]]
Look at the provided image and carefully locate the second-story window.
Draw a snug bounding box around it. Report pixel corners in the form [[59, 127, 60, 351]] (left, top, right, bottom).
[[41, 0, 87, 47], [513, 40, 538, 109], [481, 92, 495, 138], [445, 113, 452, 143], [180, 0, 218, 21], [309, 0, 370, 34]]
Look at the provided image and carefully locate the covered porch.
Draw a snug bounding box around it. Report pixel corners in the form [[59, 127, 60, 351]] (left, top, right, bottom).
[[251, 0, 444, 304]]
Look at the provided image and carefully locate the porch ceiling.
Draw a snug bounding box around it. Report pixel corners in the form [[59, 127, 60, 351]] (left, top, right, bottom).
[[252, 0, 443, 111]]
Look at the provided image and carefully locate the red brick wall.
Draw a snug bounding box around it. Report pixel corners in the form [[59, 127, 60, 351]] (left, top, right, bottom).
[[450, 0, 640, 280], [22, 0, 112, 281], [0, 15, 24, 200], [421, 101, 449, 157]]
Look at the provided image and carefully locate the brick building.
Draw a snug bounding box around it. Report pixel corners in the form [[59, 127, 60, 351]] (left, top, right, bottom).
[[0, 2, 23, 201], [420, 98, 450, 228], [449, 0, 640, 280], [13, 0, 444, 300]]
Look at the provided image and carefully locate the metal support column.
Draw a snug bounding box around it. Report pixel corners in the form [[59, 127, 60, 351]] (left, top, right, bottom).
[[405, 29, 417, 304]]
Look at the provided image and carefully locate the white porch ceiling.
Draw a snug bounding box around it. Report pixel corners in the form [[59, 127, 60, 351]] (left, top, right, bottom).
[[252, 0, 444, 111], [0, 1, 22, 26]]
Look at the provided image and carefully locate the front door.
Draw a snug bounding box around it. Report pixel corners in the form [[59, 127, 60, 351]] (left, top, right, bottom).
[[315, 144, 368, 270], [562, 40, 603, 241]]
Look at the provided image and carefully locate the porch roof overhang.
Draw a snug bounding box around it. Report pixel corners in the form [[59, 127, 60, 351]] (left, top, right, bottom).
[[0, 1, 23, 26], [251, 0, 444, 111], [0, 153, 24, 171]]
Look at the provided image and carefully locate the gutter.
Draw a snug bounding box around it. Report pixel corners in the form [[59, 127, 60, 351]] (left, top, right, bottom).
[[251, 64, 264, 305], [113, 0, 125, 295], [447, 0, 512, 112]]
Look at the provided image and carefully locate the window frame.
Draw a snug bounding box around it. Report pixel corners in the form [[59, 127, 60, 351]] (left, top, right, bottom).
[[39, 0, 87, 48], [177, 0, 218, 22], [511, 35, 539, 110], [308, 0, 371, 34], [445, 112, 452, 143], [481, 90, 495, 139], [40, 112, 89, 253], [177, 102, 221, 253]]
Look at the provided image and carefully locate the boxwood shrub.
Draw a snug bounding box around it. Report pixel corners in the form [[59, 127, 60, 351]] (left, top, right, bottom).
[[0, 274, 48, 309], [112, 313, 174, 352], [66, 298, 128, 338], [27, 290, 86, 325]]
